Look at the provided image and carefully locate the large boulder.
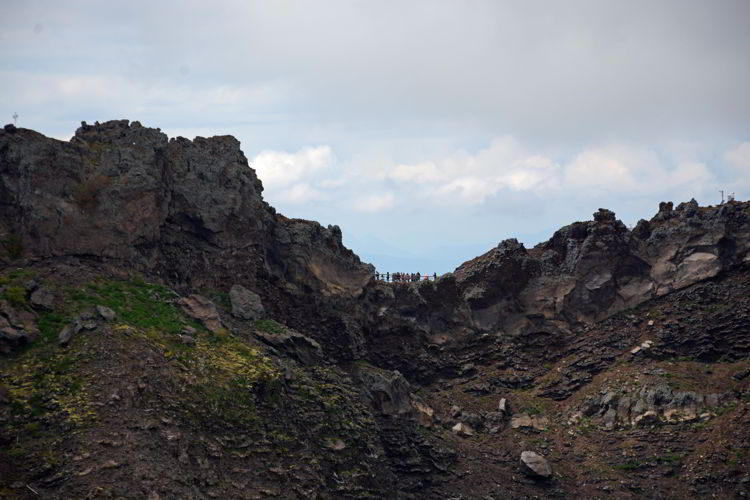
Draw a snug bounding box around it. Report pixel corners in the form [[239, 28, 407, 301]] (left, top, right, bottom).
[[177, 295, 223, 333], [255, 327, 323, 366], [229, 284, 264, 320], [520, 451, 552, 479], [358, 368, 413, 417]]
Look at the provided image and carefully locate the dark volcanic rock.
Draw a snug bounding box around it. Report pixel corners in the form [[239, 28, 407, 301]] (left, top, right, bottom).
[[0, 120, 371, 297], [229, 284, 264, 320]]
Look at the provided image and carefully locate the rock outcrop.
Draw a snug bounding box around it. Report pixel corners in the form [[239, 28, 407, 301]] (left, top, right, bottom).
[[0, 120, 371, 297], [358, 200, 750, 383]]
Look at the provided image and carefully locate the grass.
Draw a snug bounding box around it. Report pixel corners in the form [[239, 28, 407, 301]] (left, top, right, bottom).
[[37, 311, 67, 343], [254, 318, 286, 335], [2, 285, 26, 306], [614, 461, 645, 471], [0, 268, 39, 306], [655, 454, 683, 464], [74, 279, 184, 333], [22, 277, 189, 350], [3, 348, 95, 427], [523, 399, 550, 416], [648, 308, 665, 319]]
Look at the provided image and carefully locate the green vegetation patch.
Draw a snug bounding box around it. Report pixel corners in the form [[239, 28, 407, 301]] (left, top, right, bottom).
[[2, 347, 95, 431], [73, 279, 183, 333], [614, 461, 646, 471], [0, 268, 38, 305], [159, 327, 281, 427], [254, 318, 286, 335], [1, 285, 26, 306]]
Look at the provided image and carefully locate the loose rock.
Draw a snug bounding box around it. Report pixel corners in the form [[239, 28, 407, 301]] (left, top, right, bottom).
[[96, 305, 117, 321], [177, 295, 223, 333], [229, 284, 265, 320], [520, 451, 552, 479], [30, 287, 55, 309], [452, 422, 474, 437]]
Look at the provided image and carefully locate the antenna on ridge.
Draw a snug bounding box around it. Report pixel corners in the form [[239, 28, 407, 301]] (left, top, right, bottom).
[[12, 112, 18, 126], [719, 190, 724, 205]]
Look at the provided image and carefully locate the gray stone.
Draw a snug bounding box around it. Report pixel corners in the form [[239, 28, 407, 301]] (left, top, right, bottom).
[[450, 405, 462, 418], [520, 451, 552, 479], [452, 422, 474, 437], [603, 408, 617, 429], [359, 369, 412, 416], [24, 280, 39, 293], [58, 325, 74, 346], [511, 413, 549, 431], [178, 334, 196, 345], [29, 288, 55, 310], [229, 284, 265, 320], [96, 305, 117, 321]]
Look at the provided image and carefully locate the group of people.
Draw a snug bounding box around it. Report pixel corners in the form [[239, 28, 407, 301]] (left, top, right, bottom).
[[374, 272, 437, 283]]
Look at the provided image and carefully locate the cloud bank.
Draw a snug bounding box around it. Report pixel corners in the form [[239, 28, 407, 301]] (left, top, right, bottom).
[[2, 0, 749, 272]]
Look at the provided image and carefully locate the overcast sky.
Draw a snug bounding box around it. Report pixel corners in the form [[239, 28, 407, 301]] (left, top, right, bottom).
[[2, 1, 749, 273]]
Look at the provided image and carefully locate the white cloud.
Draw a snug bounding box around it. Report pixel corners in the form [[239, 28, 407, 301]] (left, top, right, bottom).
[[725, 142, 750, 171], [276, 183, 325, 204], [251, 146, 335, 190], [353, 193, 395, 213], [388, 162, 445, 183]]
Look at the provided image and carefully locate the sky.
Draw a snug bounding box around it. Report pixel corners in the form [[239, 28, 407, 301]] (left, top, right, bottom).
[[2, 0, 749, 274]]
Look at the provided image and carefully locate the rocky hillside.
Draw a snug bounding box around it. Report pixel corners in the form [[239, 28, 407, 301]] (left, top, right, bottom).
[[1, 121, 749, 499]]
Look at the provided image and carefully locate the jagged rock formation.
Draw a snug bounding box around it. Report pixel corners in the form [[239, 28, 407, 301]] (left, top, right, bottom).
[[0, 120, 371, 295], [1, 121, 749, 499], [358, 200, 750, 385]]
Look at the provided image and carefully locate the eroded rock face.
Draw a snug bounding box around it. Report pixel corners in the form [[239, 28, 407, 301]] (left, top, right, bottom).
[[451, 202, 750, 337], [575, 383, 735, 428], [356, 201, 750, 384], [366, 202, 750, 356], [0, 120, 371, 297]]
